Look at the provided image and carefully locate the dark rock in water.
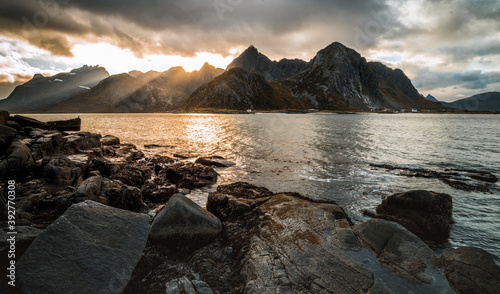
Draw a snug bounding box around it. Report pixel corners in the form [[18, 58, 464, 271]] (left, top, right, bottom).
[[374, 190, 453, 242], [440, 246, 500, 294], [0, 125, 17, 152], [42, 156, 85, 187], [106, 182, 145, 212], [0, 142, 35, 179], [354, 219, 438, 284], [101, 134, 120, 145], [63, 132, 101, 154], [195, 156, 236, 167], [110, 164, 152, 187], [150, 194, 222, 246], [142, 183, 177, 202], [11, 115, 50, 129], [162, 162, 218, 188], [0, 110, 9, 125], [17, 200, 149, 294], [47, 117, 81, 131], [214, 181, 274, 199]]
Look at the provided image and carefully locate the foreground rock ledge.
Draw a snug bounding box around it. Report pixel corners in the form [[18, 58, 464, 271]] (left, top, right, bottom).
[[17, 200, 150, 294]]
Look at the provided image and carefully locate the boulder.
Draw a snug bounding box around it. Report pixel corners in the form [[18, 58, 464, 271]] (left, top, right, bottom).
[[162, 162, 218, 188], [74, 175, 103, 200], [42, 156, 85, 187], [150, 194, 222, 245], [0, 142, 35, 179], [374, 190, 453, 241], [0, 110, 9, 125], [106, 182, 145, 212], [0, 125, 17, 151], [110, 164, 152, 187], [63, 132, 101, 154], [195, 156, 236, 168], [89, 157, 121, 177], [0, 225, 42, 258], [30, 131, 65, 160], [101, 135, 120, 145], [143, 184, 177, 202], [17, 200, 150, 294], [440, 246, 500, 294], [353, 219, 438, 284]]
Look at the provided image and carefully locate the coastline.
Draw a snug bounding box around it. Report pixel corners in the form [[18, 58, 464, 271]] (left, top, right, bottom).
[[1, 113, 499, 293]]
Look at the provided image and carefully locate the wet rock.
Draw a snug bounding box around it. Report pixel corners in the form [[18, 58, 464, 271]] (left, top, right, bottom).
[[0, 110, 8, 125], [0, 125, 17, 151], [150, 194, 222, 246], [374, 190, 453, 241], [101, 134, 120, 145], [195, 156, 236, 168], [17, 200, 150, 294], [63, 132, 101, 154], [42, 156, 85, 187], [353, 219, 437, 284], [0, 142, 35, 179], [143, 183, 177, 202], [30, 131, 65, 160], [89, 157, 121, 177], [440, 246, 500, 294], [110, 164, 152, 187], [214, 181, 274, 199], [163, 162, 218, 188], [74, 175, 103, 200], [11, 115, 50, 129], [106, 182, 145, 212]]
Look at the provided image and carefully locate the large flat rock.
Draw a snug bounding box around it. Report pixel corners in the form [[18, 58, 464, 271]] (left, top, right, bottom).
[[18, 200, 150, 294]]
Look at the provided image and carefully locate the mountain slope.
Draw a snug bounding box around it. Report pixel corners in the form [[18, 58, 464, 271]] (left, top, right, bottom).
[[179, 68, 310, 111], [226, 46, 309, 81], [424, 94, 439, 102], [0, 65, 109, 112], [34, 63, 224, 113], [440, 92, 500, 111]]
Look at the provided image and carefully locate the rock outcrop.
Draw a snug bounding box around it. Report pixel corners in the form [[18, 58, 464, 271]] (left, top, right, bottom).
[[150, 194, 222, 245], [17, 200, 150, 294]]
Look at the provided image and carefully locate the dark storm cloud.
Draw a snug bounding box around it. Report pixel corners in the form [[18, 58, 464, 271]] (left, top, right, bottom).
[[413, 69, 500, 91], [0, 0, 397, 57]]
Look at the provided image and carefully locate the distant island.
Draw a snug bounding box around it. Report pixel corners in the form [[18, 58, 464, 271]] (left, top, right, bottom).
[[0, 41, 498, 113]]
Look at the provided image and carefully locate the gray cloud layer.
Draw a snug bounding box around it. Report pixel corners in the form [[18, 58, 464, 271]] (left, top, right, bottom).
[[0, 0, 499, 101]]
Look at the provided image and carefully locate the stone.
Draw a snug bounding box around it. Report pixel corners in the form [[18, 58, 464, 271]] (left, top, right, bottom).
[[0, 125, 17, 151], [0, 225, 42, 259], [63, 132, 101, 154], [165, 276, 214, 294], [440, 246, 500, 294], [30, 131, 65, 160], [42, 156, 85, 187], [353, 219, 437, 284], [101, 134, 120, 145], [150, 194, 222, 245], [195, 156, 236, 168], [106, 182, 145, 212], [110, 164, 152, 187], [11, 115, 50, 129], [143, 184, 177, 202], [89, 157, 122, 177], [0, 142, 35, 179], [74, 175, 103, 199], [17, 200, 150, 294], [162, 162, 218, 188], [374, 190, 453, 241], [0, 110, 9, 125]]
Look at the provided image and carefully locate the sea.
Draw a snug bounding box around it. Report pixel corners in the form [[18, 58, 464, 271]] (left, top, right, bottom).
[[29, 113, 500, 258]]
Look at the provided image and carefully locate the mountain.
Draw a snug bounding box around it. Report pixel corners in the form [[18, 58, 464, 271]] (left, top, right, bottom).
[[226, 46, 309, 81], [440, 92, 500, 111], [34, 63, 224, 112], [0, 65, 109, 112], [179, 67, 310, 111], [280, 42, 441, 110], [424, 94, 439, 102]]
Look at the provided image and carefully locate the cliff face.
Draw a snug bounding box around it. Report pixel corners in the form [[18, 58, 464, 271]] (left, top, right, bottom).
[[180, 67, 310, 111], [226, 46, 309, 81], [0, 65, 109, 112]]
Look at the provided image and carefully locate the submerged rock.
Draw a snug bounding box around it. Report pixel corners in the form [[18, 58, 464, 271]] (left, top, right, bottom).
[[150, 194, 222, 246], [17, 200, 150, 294], [195, 156, 235, 168], [440, 246, 500, 294], [374, 190, 453, 242]]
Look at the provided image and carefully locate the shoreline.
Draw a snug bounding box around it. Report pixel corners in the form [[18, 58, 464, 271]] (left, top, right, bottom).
[[1, 113, 499, 293]]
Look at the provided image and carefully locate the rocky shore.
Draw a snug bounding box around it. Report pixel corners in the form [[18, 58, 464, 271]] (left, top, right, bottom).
[[1, 112, 499, 294]]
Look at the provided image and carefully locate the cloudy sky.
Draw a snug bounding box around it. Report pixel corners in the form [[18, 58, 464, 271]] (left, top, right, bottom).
[[1, 0, 499, 101]]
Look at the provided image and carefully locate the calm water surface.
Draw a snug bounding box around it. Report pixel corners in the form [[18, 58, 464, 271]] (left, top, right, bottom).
[[30, 113, 500, 258]]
